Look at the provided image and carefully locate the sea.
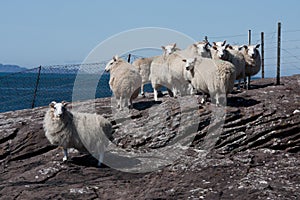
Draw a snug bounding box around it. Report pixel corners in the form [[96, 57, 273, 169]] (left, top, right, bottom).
[[0, 72, 154, 113], [0, 69, 296, 113]]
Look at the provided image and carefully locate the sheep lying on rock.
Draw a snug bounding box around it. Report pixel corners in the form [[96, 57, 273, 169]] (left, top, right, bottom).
[[105, 55, 142, 109], [183, 56, 236, 106], [43, 101, 112, 166], [132, 43, 178, 96]]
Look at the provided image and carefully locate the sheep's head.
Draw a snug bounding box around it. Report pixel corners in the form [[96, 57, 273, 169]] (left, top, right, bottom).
[[212, 43, 229, 60], [182, 57, 197, 71], [105, 55, 119, 72], [194, 41, 211, 58], [161, 43, 178, 56], [49, 101, 68, 120], [243, 44, 260, 59], [213, 40, 226, 47]]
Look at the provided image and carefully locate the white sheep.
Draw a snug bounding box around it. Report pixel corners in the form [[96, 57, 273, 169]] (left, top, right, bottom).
[[177, 41, 212, 58], [43, 101, 112, 166], [183, 56, 236, 106], [132, 43, 179, 96], [149, 52, 194, 101], [240, 44, 261, 89], [212, 42, 246, 90], [105, 55, 142, 109]]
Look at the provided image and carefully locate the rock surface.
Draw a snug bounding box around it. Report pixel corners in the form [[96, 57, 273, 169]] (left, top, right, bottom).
[[0, 75, 300, 199]]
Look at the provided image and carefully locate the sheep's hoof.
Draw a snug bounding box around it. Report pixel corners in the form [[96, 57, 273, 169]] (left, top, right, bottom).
[[62, 156, 68, 162]]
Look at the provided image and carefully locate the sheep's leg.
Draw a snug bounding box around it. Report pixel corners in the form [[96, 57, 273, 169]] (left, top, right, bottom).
[[200, 93, 207, 104], [141, 84, 145, 97], [215, 93, 220, 107], [98, 152, 104, 167], [154, 88, 158, 101], [200, 97, 205, 104], [247, 76, 251, 89], [237, 79, 241, 91], [244, 77, 247, 89], [188, 84, 194, 95], [172, 87, 177, 98], [119, 97, 123, 110], [116, 97, 120, 109], [124, 97, 129, 108], [62, 148, 68, 162], [129, 98, 133, 109]]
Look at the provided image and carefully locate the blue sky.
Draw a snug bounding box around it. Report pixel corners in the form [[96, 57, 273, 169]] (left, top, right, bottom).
[[1, 0, 300, 76]]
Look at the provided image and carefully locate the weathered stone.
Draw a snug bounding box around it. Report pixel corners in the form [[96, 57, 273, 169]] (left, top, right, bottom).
[[0, 75, 300, 199]]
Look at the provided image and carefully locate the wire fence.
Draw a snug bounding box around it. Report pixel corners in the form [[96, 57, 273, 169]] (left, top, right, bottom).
[[0, 24, 300, 113]]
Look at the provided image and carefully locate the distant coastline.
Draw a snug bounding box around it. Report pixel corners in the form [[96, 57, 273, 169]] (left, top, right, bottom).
[[0, 64, 27, 73]]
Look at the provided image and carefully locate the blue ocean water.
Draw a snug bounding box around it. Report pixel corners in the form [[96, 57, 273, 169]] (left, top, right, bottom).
[[0, 72, 108, 112], [0, 70, 284, 113], [0, 72, 154, 113]]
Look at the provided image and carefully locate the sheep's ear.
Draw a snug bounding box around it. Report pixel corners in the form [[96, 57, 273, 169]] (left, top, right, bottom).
[[113, 55, 118, 61], [61, 101, 69, 107], [212, 42, 217, 46], [238, 45, 244, 51], [193, 43, 198, 47], [213, 46, 217, 50], [225, 44, 232, 49], [182, 59, 187, 63], [255, 44, 260, 49], [173, 43, 176, 48], [49, 101, 56, 108], [222, 40, 226, 46], [161, 46, 166, 50]]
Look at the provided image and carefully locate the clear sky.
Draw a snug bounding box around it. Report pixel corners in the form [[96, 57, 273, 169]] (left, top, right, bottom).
[[1, 0, 300, 76]]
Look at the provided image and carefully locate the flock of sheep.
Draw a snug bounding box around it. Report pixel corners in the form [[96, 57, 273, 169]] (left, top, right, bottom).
[[105, 40, 261, 108], [43, 39, 261, 166]]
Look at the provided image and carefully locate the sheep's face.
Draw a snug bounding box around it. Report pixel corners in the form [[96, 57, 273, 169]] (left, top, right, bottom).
[[50, 101, 67, 120], [213, 45, 227, 59], [246, 44, 260, 58], [213, 40, 226, 47], [105, 55, 118, 72], [182, 58, 197, 71], [162, 43, 177, 56], [195, 42, 211, 57]]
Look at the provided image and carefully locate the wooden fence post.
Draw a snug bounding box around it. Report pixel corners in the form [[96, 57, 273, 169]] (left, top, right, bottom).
[[31, 66, 41, 108], [248, 30, 251, 45], [276, 22, 281, 85], [261, 32, 265, 79], [127, 54, 131, 63]]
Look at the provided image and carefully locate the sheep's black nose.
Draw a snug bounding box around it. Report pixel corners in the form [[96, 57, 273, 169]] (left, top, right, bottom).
[[186, 67, 190, 70]]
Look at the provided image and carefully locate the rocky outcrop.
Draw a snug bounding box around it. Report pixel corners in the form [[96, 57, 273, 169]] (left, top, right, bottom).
[[0, 75, 300, 199]]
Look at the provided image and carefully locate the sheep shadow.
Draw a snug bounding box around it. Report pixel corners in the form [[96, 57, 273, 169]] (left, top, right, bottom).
[[227, 96, 260, 108], [70, 154, 109, 168], [133, 100, 162, 111], [248, 82, 275, 90], [69, 152, 143, 170], [231, 82, 274, 92]]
